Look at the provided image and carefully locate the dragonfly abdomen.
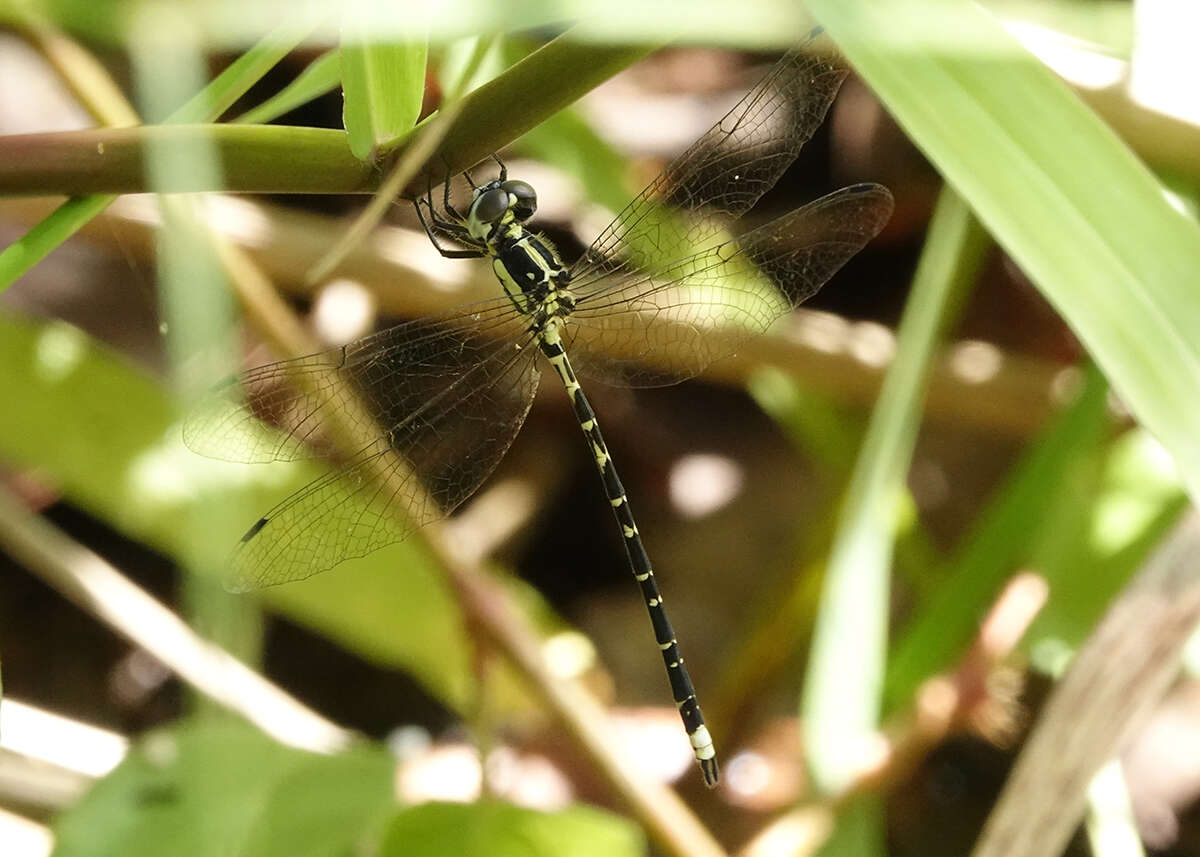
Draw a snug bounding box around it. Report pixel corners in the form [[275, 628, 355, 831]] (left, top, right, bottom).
[[537, 323, 719, 786]]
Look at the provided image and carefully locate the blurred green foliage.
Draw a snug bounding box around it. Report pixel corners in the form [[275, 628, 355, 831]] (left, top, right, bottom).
[[52, 717, 396, 857], [379, 801, 644, 857], [1, 0, 1198, 854], [0, 313, 545, 713]]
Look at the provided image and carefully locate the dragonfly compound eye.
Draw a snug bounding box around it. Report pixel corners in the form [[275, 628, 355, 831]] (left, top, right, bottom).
[[471, 187, 510, 225], [501, 180, 538, 221]]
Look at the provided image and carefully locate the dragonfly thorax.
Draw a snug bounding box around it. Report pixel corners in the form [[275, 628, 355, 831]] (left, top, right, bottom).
[[462, 176, 574, 321], [490, 227, 573, 322]]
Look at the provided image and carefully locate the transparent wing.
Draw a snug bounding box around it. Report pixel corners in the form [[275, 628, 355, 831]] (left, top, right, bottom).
[[182, 295, 542, 590], [567, 184, 894, 387], [569, 30, 849, 292], [184, 296, 522, 464]]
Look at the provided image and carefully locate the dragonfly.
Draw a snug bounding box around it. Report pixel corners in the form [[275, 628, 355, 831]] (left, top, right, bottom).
[[183, 31, 893, 787]]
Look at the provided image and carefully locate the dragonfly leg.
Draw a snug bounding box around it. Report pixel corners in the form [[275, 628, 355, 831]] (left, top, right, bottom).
[[442, 169, 468, 222], [414, 194, 486, 259]]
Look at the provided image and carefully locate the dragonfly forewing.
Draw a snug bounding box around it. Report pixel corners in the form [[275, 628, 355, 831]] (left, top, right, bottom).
[[182, 297, 542, 590], [570, 31, 850, 292]]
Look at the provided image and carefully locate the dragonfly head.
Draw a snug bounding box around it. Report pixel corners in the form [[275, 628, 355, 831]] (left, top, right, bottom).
[[467, 179, 538, 240]]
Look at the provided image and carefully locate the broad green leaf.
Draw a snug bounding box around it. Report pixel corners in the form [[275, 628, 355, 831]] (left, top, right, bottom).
[[802, 188, 985, 794], [237, 742, 397, 857], [378, 801, 644, 857], [52, 717, 395, 857], [808, 0, 1200, 509], [341, 2, 428, 160], [235, 49, 342, 125]]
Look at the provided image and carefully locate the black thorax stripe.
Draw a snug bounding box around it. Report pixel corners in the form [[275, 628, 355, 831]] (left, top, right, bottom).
[[494, 230, 564, 313]]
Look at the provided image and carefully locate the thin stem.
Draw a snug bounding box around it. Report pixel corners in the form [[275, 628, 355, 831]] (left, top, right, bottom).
[[0, 484, 354, 753], [0, 125, 373, 196]]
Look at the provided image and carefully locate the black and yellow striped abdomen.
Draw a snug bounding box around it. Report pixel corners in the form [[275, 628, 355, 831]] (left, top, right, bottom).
[[535, 319, 718, 786]]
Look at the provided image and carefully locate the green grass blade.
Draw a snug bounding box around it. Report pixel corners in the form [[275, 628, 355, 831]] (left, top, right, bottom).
[[1026, 426, 1188, 654], [234, 49, 341, 124], [164, 12, 319, 123], [440, 35, 506, 97], [808, 0, 1200, 507], [884, 364, 1110, 708], [0, 194, 116, 291], [802, 188, 987, 794], [341, 3, 428, 160]]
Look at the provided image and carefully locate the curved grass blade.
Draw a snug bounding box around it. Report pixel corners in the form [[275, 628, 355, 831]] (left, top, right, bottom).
[[808, 0, 1200, 507], [802, 187, 986, 795], [884, 364, 1111, 710], [234, 49, 342, 125]]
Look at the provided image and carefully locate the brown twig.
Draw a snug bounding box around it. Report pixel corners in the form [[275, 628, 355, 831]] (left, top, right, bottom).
[[0, 484, 354, 754], [1, 192, 1082, 438], [736, 571, 1050, 857]]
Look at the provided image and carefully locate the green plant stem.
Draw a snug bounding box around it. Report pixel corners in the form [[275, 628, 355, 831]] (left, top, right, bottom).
[[884, 363, 1111, 709], [0, 125, 372, 196], [0, 38, 653, 199]]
